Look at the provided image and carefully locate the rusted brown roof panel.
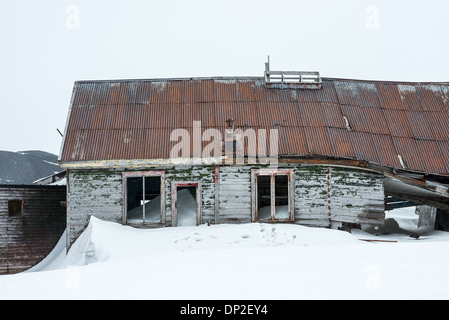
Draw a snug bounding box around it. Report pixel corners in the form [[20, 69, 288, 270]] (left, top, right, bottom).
[[358, 82, 382, 108], [299, 102, 326, 127], [372, 134, 402, 169], [279, 127, 308, 156], [341, 105, 369, 132], [416, 86, 446, 112], [334, 81, 364, 106], [437, 141, 449, 173], [349, 131, 380, 165], [428, 111, 449, 140], [397, 85, 423, 111], [60, 77, 449, 174], [383, 109, 414, 137], [304, 127, 334, 156], [406, 111, 434, 140], [321, 103, 345, 129], [415, 139, 447, 174], [328, 127, 355, 158], [376, 83, 405, 110]]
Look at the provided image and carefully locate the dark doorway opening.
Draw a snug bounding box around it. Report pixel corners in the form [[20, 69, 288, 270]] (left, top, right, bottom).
[[175, 185, 198, 226]]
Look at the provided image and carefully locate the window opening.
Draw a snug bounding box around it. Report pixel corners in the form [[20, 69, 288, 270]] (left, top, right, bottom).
[[257, 175, 272, 220], [275, 175, 289, 219], [253, 169, 293, 222], [8, 200, 23, 217], [126, 176, 161, 223]]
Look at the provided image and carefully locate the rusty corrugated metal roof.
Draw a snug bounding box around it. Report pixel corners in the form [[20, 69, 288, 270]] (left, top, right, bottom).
[[60, 77, 449, 175]]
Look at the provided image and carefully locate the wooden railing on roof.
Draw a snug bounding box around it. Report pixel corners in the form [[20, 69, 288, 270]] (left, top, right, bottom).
[[263, 58, 322, 89]]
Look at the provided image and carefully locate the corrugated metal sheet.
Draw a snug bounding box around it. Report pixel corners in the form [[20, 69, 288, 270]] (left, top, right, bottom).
[[60, 77, 449, 175]]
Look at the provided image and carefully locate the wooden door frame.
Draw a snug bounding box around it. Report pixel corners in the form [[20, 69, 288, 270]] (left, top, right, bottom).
[[171, 181, 202, 227]]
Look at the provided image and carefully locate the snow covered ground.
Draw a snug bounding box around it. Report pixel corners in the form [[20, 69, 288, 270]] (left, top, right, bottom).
[[1, 207, 449, 300]]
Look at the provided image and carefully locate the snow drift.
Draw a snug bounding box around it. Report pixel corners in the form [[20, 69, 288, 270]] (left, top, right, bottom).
[[2, 207, 449, 299], [29, 214, 360, 272]]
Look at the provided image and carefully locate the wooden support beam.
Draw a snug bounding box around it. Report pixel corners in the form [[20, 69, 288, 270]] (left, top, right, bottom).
[[385, 192, 449, 211], [359, 239, 398, 243], [385, 201, 418, 211]]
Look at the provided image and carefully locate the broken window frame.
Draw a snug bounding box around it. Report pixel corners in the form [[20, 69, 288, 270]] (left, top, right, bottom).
[[8, 199, 23, 217], [251, 169, 294, 222], [122, 171, 165, 225], [171, 181, 202, 227]]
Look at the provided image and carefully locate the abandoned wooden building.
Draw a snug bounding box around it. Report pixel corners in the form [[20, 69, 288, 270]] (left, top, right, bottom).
[[0, 184, 66, 274], [58, 67, 449, 249]]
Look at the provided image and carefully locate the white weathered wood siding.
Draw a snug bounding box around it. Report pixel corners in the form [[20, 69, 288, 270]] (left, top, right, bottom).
[[67, 169, 123, 247], [294, 166, 330, 227], [67, 165, 384, 246], [217, 165, 384, 226], [218, 165, 384, 227], [218, 166, 252, 223], [67, 166, 217, 246], [329, 167, 384, 226], [294, 166, 384, 227]]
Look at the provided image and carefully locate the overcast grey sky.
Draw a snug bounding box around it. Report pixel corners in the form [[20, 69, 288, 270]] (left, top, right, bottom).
[[1, 0, 449, 155]]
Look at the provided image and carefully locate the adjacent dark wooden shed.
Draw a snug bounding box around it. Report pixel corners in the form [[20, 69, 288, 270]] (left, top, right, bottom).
[[0, 185, 66, 274]]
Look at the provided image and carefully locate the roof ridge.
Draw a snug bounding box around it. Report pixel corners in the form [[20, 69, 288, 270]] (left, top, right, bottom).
[[73, 76, 449, 86], [74, 76, 264, 84], [323, 77, 449, 86]]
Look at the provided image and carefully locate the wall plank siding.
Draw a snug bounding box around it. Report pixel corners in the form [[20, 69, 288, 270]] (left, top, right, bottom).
[[66, 165, 385, 247], [0, 185, 66, 274], [67, 169, 123, 247], [218, 166, 252, 223]]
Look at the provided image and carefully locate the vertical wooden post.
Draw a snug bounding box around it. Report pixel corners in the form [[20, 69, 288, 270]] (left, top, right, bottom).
[[142, 177, 145, 223], [271, 174, 275, 220], [214, 166, 219, 225], [327, 166, 331, 226]]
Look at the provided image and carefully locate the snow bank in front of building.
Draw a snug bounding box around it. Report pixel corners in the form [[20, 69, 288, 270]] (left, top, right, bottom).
[[6, 213, 449, 299], [30, 215, 361, 272]]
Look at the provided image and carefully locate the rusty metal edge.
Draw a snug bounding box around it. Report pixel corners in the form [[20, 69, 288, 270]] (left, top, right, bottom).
[[58, 81, 78, 163]]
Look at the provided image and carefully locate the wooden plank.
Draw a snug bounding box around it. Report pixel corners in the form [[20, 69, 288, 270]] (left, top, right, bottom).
[[385, 192, 449, 211], [359, 239, 397, 243]]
